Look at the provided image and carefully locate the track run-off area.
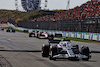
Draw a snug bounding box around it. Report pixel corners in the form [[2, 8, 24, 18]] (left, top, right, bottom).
[[0, 30, 100, 67]]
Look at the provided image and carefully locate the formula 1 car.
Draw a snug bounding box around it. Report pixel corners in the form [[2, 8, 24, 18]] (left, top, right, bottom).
[[6, 28, 15, 33], [42, 39, 91, 61], [38, 32, 48, 39], [29, 31, 39, 37], [38, 32, 57, 39]]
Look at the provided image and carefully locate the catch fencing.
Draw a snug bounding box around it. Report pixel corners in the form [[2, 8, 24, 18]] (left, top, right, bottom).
[[15, 17, 100, 33], [7, 17, 100, 41]]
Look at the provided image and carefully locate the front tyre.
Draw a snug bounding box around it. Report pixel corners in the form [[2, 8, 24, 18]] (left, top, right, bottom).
[[42, 45, 50, 57], [49, 46, 57, 60], [81, 46, 90, 61]]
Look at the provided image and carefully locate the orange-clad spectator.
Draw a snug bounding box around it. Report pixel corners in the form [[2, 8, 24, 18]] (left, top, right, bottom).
[[31, 0, 100, 22]]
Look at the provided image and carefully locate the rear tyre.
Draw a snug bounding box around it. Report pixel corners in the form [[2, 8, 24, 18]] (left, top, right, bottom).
[[1, 28, 4, 31], [29, 33, 32, 37], [12, 30, 15, 33], [6, 30, 10, 32]]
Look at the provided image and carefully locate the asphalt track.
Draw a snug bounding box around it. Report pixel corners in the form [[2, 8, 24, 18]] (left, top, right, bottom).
[[0, 30, 100, 67]]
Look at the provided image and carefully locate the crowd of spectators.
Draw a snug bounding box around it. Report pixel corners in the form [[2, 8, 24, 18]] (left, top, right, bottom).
[[31, 0, 100, 22]]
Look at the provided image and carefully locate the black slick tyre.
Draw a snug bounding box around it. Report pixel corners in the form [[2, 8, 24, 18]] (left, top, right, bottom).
[[29, 33, 32, 37], [81, 46, 90, 61], [42, 45, 50, 57], [49, 46, 57, 60]]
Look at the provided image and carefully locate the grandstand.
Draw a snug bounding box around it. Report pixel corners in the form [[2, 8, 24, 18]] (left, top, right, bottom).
[[31, 0, 100, 21], [9, 0, 100, 33]]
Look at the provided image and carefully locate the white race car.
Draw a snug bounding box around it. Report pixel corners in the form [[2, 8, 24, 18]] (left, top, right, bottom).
[[42, 39, 91, 61], [38, 32, 48, 39]]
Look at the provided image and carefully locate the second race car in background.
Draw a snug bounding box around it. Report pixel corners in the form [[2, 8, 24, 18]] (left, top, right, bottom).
[[29, 31, 52, 39], [29, 31, 39, 37], [6, 28, 15, 33]]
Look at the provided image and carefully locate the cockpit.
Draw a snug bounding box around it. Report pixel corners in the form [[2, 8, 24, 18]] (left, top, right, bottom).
[[60, 41, 71, 47]]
